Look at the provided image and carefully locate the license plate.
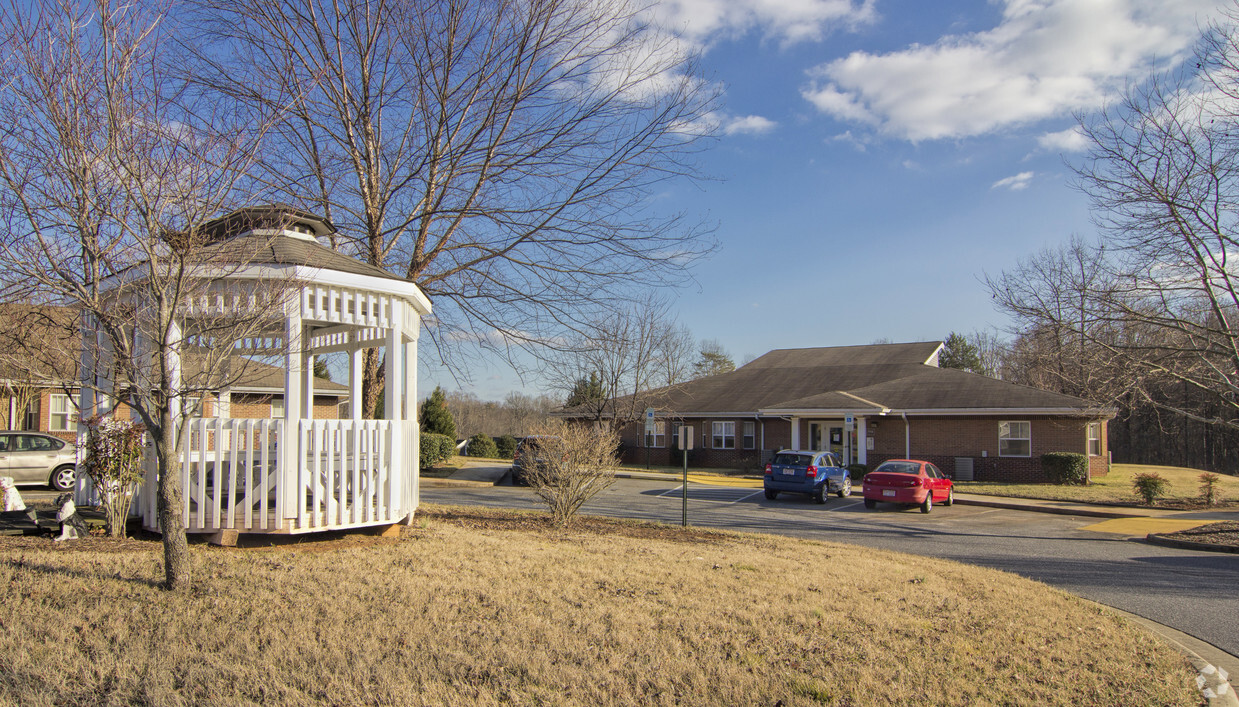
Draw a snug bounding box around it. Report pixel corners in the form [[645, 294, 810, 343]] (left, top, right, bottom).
[[782, 469, 794, 475], [882, 489, 896, 497]]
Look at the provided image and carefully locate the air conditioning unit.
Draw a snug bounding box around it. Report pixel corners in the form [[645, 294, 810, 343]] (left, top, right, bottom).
[[954, 457, 974, 481]]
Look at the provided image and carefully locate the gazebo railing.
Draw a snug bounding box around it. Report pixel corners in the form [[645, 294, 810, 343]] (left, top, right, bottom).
[[176, 417, 396, 533]]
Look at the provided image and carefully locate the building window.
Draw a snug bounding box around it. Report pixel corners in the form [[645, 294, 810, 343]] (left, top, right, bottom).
[[270, 397, 285, 419], [712, 421, 735, 449], [644, 420, 665, 448], [743, 421, 755, 449], [22, 400, 39, 431], [1087, 422, 1102, 456], [999, 421, 1031, 457], [48, 394, 76, 431], [670, 421, 681, 449]]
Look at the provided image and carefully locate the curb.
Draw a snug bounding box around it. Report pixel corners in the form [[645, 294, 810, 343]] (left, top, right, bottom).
[[421, 477, 504, 489], [1089, 602, 1238, 707], [1146, 533, 1239, 554]]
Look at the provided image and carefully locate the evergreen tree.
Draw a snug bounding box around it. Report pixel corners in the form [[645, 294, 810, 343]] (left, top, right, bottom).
[[566, 372, 606, 408], [940, 332, 984, 374], [420, 386, 457, 439], [692, 339, 735, 378]]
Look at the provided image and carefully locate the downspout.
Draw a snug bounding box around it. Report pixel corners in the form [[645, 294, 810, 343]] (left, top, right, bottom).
[[902, 412, 910, 458]]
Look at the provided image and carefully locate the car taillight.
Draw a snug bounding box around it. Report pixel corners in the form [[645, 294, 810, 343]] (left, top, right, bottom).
[[764, 463, 772, 475], [806, 465, 817, 478]]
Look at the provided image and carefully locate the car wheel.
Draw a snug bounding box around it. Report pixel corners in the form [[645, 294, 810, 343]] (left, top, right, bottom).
[[837, 479, 852, 498], [764, 488, 778, 500], [863, 498, 876, 509], [920, 492, 933, 514], [813, 485, 827, 504], [944, 488, 954, 506], [50, 465, 76, 492]]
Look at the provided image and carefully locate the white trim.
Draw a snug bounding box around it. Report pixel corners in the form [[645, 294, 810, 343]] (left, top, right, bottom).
[[760, 407, 1109, 417]]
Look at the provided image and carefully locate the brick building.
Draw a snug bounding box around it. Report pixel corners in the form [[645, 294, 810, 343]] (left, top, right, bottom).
[[602, 341, 1113, 482]]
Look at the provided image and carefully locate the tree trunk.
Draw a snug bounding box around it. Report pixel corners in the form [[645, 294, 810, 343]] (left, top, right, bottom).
[[154, 406, 190, 591]]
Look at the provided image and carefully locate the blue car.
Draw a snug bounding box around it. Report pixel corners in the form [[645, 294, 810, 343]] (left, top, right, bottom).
[[763, 450, 852, 503]]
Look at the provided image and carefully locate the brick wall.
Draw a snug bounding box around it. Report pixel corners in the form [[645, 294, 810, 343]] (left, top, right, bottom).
[[619, 417, 776, 470], [867, 415, 1110, 482]]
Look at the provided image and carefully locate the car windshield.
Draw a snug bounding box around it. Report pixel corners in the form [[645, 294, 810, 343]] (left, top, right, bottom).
[[772, 453, 814, 466], [875, 462, 921, 475]]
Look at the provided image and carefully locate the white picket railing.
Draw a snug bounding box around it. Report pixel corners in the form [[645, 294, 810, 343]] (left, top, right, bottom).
[[173, 418, 397, 533]]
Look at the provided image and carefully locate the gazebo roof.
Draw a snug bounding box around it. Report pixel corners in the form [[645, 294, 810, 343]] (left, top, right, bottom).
[[198, 205, 410, 284]]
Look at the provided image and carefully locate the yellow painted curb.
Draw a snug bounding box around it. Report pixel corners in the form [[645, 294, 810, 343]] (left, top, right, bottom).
[[1080, 518, 1214, 536], [685, 474, 763, 488]]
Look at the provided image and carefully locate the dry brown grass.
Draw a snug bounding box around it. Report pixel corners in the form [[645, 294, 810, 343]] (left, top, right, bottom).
[[0, 505, 1200, 706], [958, 463, 1239, 508]]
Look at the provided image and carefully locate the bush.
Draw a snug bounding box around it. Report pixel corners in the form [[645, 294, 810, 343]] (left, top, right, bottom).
[[81, 415, 146, 538], [522, 421, 619, 527], [1041, 452, 1089, 485], [846, 463, 868, 482], [466, 433, 499, 458], [496, 435, 518, 460], [1132, 472, 1169, 505], [1199, 472, 1221, 506], [420, 433, 453, 468]]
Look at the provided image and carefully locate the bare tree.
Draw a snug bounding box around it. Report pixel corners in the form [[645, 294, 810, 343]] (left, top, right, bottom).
[[187, 0, 718, 416], [543, 295, 682, 427], [0, 0, 281, 589], [522, 418, 618, 527]]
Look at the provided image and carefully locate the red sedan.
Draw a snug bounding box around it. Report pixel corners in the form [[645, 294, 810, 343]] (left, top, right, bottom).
[[862, 459, 953, 513]]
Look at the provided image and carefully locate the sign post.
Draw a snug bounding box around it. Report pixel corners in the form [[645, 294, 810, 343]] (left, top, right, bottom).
[[844, 413, 854, 466], [678, 425, 694, 527]]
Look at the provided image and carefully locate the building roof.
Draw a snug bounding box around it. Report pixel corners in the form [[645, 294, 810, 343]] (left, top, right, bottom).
[[592, 341, 1106, 417]]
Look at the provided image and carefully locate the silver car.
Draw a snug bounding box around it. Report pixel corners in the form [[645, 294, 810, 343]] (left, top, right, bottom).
[[0, 432, 77, 491]]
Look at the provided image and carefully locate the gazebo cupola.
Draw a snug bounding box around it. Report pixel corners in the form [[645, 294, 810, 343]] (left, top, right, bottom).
[[80, 205, 431, 539]]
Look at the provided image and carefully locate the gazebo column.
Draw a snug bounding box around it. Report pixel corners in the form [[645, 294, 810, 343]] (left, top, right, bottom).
[[384, 302, 404, 521], [303, 351, 316, 419], [403, 326, 419, 522], [281, 303, 303, 519], [348, 342, 363, 420]]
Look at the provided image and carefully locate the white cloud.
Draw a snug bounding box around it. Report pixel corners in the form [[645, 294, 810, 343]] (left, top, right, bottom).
[[721, 114, 777, 135], [1037, 126, 1090, 152], [653, 0, 876, 47], [992, 171, 1035, 190], [801, 0, 1222, 141]]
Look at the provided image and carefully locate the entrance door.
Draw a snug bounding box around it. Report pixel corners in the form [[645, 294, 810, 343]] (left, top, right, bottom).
[[828, 425, 844, 459]]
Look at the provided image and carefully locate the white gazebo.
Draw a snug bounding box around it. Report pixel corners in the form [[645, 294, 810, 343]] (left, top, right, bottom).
[[78, 205, 431, 541]]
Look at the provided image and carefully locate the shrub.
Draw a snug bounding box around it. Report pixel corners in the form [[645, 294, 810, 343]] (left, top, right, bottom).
[[1199, 472, 1221, 506], [846, 464, 868, 482], [522, 420, 618, 527], [81, 415, 146, 537], [495, 435, 518, 460], [438, 435, 458, 461], [466, 433, 499, 458], [1041, 453, 1089, 485], [420, 433, 453, 468], [1132, 472, 1169, 505]]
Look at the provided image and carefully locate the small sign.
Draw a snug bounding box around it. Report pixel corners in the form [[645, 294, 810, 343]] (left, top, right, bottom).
[[644, 407, 656, 434], [845, 413, 854, 430], [678, 426, 694, 450]]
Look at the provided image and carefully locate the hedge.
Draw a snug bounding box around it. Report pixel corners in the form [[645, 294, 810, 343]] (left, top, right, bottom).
[[466, 433, 499, 458], [420, 433, 455, 468], [1041, 452, 1089, 485], [495, 435, 518, 459]]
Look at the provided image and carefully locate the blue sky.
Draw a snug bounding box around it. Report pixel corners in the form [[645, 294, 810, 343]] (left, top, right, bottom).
[[427, 0, 1228, 399]]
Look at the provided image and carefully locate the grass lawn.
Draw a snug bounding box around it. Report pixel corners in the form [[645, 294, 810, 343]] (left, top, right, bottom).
[[957, 463, 1239, 508], [0, 505, 1200, 705]]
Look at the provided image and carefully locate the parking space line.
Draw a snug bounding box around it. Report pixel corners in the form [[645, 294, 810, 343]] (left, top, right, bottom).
[[721, 490, 764, 505]]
